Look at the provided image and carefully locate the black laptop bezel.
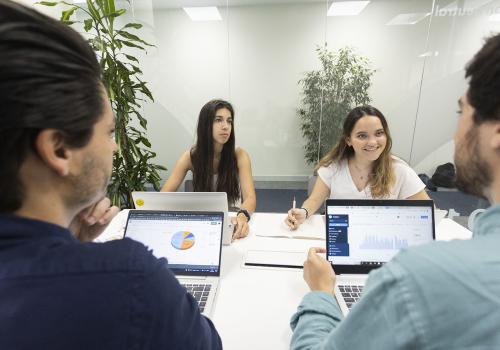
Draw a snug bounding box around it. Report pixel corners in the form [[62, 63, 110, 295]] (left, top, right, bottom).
[[124, 209, 224, 277], [325, 199, 435, 274]]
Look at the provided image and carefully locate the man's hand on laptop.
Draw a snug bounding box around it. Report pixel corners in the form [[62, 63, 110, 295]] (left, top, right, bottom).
[[69, 197, 120, 242], [303, 247, 336, 294]]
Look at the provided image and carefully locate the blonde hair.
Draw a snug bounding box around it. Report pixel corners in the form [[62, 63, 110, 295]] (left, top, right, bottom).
[[316, 106, 395, 198]]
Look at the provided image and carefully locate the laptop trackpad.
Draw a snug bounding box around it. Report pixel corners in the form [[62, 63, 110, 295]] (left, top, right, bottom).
[[244, 250, 307, 269]]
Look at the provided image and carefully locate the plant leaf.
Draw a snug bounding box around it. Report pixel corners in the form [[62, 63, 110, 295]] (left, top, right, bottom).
[[141, 137, 151, 148], [36, 1, 58, 6], [124, 54, 139, 63], [97, 0, 109, 14], [84, 18, 93, 31], [117, 30, 152, 46], [61, 6, 78, 21], [123, 23, 143, 30], [108, 0, 116, 13], [105, 9, 126, 18], [86, 1, 102, 22], [119, 40, 145, 50]]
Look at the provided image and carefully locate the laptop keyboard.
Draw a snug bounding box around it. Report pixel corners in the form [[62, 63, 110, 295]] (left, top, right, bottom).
[[181, 283, 212, 313], [338, 284, 364, 310]]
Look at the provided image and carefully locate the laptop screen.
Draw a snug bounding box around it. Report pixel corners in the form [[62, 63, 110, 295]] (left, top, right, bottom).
[[326, 200, 435, 274], [124, 210, 223, 276]]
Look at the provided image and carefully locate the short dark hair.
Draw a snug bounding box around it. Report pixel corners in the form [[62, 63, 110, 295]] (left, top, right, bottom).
[[466, 33, 500, 123], [0, 0, 103, 212]]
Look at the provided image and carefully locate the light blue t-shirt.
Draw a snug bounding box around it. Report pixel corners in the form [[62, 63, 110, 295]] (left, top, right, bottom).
[[290, 204, 500, 349]]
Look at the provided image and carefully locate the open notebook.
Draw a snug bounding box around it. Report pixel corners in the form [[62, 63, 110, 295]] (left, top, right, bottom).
[[251, 213, 325, 240]]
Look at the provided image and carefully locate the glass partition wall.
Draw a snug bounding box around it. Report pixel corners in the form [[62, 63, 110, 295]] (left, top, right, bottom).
[[29, 0, 500, 224], [411, 0, 500, 226]]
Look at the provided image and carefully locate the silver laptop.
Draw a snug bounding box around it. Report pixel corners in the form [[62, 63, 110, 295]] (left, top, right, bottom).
[[326, 199, 435, 315], [123, 210, 224, 318], [131, 191, 233, 245]]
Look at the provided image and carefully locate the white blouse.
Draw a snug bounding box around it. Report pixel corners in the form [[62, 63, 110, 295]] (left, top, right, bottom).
[[317, 157, 425, 199]]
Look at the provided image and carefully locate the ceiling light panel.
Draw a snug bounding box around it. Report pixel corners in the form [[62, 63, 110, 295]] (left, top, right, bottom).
[[327, 1, 370, 17], [183, 7, 222, 21]]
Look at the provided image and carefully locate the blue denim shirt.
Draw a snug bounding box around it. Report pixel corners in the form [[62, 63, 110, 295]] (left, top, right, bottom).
[[0, 214, 222, 349], [290, 204, 500, 349]]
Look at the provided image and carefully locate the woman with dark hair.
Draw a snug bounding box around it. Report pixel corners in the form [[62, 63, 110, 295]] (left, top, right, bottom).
[[161, 99, 256, 239], [286, 105, 429, 229]]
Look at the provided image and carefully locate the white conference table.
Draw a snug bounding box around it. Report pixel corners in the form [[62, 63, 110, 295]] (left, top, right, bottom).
[[100, 211, 473, 350]]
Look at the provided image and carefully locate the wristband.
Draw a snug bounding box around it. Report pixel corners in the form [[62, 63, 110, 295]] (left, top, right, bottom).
[[237, 209, 251, 222], [301, 207, 309, 219]]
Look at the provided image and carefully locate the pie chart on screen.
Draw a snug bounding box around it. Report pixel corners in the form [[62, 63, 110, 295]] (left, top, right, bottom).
[[171, 231, 196, 250]]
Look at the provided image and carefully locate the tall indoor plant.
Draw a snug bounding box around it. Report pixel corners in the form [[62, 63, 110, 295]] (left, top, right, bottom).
[[298, 46, 374, 164], [38, 0, 165, 208]]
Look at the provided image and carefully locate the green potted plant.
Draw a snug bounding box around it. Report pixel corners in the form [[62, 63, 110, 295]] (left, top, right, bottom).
[[38, 0, 165, 208], [298, 46, 375, 165]]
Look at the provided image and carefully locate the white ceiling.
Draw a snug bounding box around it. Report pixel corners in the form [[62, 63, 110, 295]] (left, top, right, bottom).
[[129, 0, 405, 10], [149, 0, 322, 9]]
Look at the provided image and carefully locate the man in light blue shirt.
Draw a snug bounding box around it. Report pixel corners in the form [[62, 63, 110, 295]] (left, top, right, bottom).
[[290, 33, 500, 349]]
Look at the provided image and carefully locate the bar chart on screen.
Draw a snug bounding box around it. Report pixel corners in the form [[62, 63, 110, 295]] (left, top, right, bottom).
[[359, 235, 409, 250]]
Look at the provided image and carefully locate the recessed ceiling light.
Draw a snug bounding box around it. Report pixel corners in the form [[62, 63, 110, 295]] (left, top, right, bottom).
[[327, 1, 370, 16], [183, 7, 222, 21], [386, 13, 430, 25]]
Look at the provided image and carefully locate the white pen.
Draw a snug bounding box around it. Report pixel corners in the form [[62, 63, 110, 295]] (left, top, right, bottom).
[[287, 196, 297, 229]]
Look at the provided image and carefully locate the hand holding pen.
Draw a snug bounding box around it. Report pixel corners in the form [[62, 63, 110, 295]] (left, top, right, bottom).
[[285, 196, 308, 230]]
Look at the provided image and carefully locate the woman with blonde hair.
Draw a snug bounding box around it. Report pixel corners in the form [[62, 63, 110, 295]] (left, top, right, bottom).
[[286, 105, 429, 229]]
